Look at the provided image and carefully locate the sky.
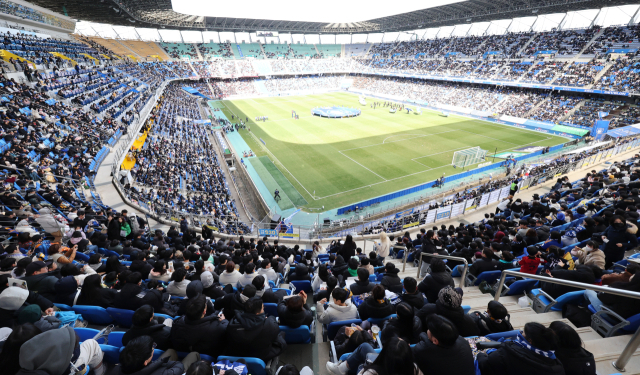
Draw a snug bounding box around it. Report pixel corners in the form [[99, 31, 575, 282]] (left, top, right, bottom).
[[171, 0, 463, 24]]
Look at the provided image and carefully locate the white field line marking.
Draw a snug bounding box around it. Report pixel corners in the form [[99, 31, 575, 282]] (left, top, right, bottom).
[[338, 150, 388, 182]]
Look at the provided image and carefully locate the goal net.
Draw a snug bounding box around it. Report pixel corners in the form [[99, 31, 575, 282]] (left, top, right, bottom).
[[452, 147, 487, 168]]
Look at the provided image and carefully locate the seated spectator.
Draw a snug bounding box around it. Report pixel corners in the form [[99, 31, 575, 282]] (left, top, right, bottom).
[[219, 261, 242, 287], [349, 268, 374, 296], [17, 304, 60, 332], [519, 247, 545, 274], [548, 321, 596, 375], [542, 265, 601, 299], [326, 334, 418, 375], [277, 291, 313, 328], [149, 260, 172, 282], [312, 264, 331, 294], [412, 314, 475, 375], [214, 284, 256, 321], [381, 302, 422, 344], [585, 270, 640, 318], [477, 322, 564, 375], [258, 259, 278, 283], [225, 297, 287, 361], [357, 284, 396, 321], [167, 268, 190, 297], [331, 325, 375, 360], [200, 271, 225, 300], [0, 279, 54, 328], [417, 287, 479, 337], [176, 281, 215, 317], [400, 277, 425, 310], [332, 255, 348, 277], [113, 335, 200, 375], [602, 263, 639, 285], [313, 276, 338, 303], [114, 272, 166, 314], [601, 215, 638, 268], [48, 243, 77, 269], [289, 263, 311, 282], [122, 305, 172, 350], [237, 263, 261, 289], [469, 249, 499, 276], [316, 287, 358, 324], [469, 301, 513, 335], [76, 274, 117, 308], [342, 258, 359, 280], [359, 258, 374, 276], [380, 263, 403, 294], [0, 323, 41, 375], [570, 241, 605, 269], [418, 258, 454, 303], [22, 261, 57, 301], [171, 294, 228, 357]]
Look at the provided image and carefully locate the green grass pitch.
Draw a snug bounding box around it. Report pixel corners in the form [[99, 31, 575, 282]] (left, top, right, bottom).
[[215, 92, 567, 212]]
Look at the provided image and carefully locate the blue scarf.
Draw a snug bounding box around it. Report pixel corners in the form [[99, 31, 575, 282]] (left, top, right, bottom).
[[513, 332, 556, 359]]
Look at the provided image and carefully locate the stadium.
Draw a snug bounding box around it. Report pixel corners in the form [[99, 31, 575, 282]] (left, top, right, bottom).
[[3, 0, 640, 374]]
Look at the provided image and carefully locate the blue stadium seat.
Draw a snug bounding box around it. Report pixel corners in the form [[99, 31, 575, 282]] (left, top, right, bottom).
[[367, 314, 396, 325], [217, 356, 267, 375], [323, 319, 362, 341], [100, 344, 121, 364], [264, 303, 278, 317], [279, 325, 312, 344], [289, 281, 311, 294], [72, 305, 114, 325], [74, 328, 105, 344], [106, 307, 135, 327], [530, 289, 585, 313], [108, 331, 125, 348]]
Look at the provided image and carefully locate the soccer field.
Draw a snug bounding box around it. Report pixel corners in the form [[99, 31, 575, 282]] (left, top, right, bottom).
[[214, 92, 567, 212]]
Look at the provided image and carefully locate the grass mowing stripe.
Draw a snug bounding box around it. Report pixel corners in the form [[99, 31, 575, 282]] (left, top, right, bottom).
[[258, 156, 308, 206], [249, 157, 295, 210]]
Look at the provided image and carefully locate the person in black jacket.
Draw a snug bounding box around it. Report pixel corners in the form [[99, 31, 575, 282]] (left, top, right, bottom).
[[313, 276, 338, 303], [225, 297, 286, 361], [337, 235, 357, 260], [176, 281, 216, 317], [114, 272, 166, 314], [380, 263, 403, 294], [588, 273, 640, 318], [469, 301, 513, 336], [381, 302, 422, 344], [417, 286, 480, 337], [477, 322, 565, 375], [349, 268, 374, 296], [277, 291, 313, 328], [469, 249, 500, 276], [129, 251, 153, 280], [122, 305, 173, 350], [412, 314, 475, 375], [601, 215, 638, 267], [0, 280, 54, 328], [213, 284, 256, 321], [549, 321, 596, 375], [357, 284, 396, 321], [76, 274, 117, 308], [418, 258, 455, 303], [541, 265, 601, 299], [288, 263, 311, 282], [170, 294, 228, 357], [332, 256, 348, 280], [111, 335, 200, 375], [400, 277, 425, 310]]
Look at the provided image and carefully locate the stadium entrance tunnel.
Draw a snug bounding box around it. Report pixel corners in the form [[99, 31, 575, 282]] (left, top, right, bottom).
[[311, 106, 361, 118]]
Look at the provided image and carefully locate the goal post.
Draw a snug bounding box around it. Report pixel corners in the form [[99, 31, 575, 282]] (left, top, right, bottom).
[[452, 147, 488, 168]]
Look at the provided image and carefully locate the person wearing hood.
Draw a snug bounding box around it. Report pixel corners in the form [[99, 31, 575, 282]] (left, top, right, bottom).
[[289, 263, 311, 282], [277, 291, 313, 328], [417, 286, 480, 337], [225, 296, 286, 361], [171, 294, 228, 357], [357, 284, 396, 321], [601, 215, 638, 268], [477, 322, 564, 375], [550, 212, 566, 227], [200, 271, 225, 300], [0, 278, 54, 328], [35, 206, 66, 242], [214, 284, 256, 322], [111, 335, 197, 375], [400, 277, 425, 310], [331, 255, 348, 278], [114, 272, 166, 314], [22, 261, 57, 301], [177, 281, 215, 317], [571, 241, 605, 269], [349, 268, 374, 296], [17, 325, 106, 375], [418, 258, 454, 303], [549, 321, 596, 375], [317, 287, 358, 324], [122, 305, 173, 350], [167, 268, 190, 297], [380, 263, 403, 294]]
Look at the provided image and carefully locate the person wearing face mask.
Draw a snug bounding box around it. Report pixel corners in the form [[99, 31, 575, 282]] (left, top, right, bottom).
[[601, 215, 638, 268], [570, 241, 605, 269]]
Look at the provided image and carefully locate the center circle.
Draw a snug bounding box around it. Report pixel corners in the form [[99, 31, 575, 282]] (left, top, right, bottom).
[[311, 106, 361, 119]]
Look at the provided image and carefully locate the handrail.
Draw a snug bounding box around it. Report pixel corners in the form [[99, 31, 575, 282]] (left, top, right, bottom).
[[493, 270, 640, 372], [417, 253, 468, 289]]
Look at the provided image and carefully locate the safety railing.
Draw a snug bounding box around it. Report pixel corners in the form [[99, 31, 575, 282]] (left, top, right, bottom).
[[493, 270, 640, 372], [417, 253, 468, 288]]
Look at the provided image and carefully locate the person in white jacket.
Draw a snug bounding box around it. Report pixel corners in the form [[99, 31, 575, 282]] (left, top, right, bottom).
[[35, 207, 67, 242], [375, 231, 391, 262], [219, 261, 242, 287], [237, 263, 267, 289], [257, 259, 279, 282], [316, 288, 358, 324]]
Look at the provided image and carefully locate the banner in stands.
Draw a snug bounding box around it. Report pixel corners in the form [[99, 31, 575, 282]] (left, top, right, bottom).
[[425, 210, 437, 224], [436, 206, 452, 220], [591, 120, 610, 141], [450, 202, 465, 217], [395, 208, 414, 219]]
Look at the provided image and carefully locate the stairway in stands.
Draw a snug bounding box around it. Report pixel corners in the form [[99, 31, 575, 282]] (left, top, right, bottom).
[[386, 256, 637, 374]]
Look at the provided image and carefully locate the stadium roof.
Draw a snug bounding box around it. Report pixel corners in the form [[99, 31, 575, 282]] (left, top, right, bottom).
[[31, 0, 640, 33]]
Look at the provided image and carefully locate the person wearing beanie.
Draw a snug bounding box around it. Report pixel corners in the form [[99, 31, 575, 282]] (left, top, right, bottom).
[[417, 286, 480, 337], [0, 281, 54, 328], [17, 304, 60, 332], [200, 271, 225, 300], [22, 261, 58, 301]]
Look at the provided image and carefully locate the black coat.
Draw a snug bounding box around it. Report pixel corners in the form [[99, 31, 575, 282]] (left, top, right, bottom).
[[225, 312, 286, 361], [357, 296, 396, 321], [400, 292, 425, 310], [412, 334, 475, 375], [214, 292, 248, 321], [380, 272, 403, 294], [469, 311, 513, 336], [76, 288, 117, 309], [130, 260, 153, 280], [349, 280, 374, 296], [107, 356, 184, 375], [277, 302, 313, 328], [602, 224, 638, 264], [107, 219, 121, 241], [469, 257, 499, 276], [381, 316, 423, 344], [555, 347, 596, 375], [477, 341, 565, 375], [170, 314, 228, 356], [122, 321, 172, 350], [0, 290, 53, 328], [418, 271, 455, 303], [114, 284, 164, 313], [541, 266, 595, 299], [337, 242, 356, 260], [417, 301, 480, 337], [598, 279, 640, 318]]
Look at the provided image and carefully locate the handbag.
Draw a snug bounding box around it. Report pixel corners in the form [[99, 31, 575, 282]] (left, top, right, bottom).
[[120, 229, 127, 237]]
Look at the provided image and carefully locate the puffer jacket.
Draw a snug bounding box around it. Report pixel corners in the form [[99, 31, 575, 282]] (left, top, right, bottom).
[[418, 271, 454, 303], [277, 301, 313, 328], [316, 300, 358, 324], [224, 311, 286, 361], [571, 248, 606, 269], [357, 296, 396, 321], [602, 223, 638, 264], [35, 207, 66, 233]]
